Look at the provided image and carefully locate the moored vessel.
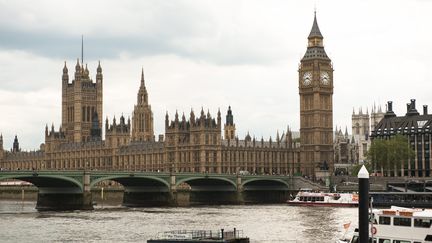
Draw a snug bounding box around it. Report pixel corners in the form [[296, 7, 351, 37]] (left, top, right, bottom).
[[345, 206, 432, 243], [287, 189, 358, 207], [147, 229, 250, 243]]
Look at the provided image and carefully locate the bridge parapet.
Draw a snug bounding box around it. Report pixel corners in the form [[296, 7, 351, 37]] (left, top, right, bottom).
[[0, 171, 305, 209]]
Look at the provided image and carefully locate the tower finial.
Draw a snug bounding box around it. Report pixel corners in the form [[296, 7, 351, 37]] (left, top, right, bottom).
[[81, 35, 84, 65], [308, 9, 323, 39], [141, 67, 144, 85]]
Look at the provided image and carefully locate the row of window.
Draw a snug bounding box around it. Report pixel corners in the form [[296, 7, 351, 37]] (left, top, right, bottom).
[[351, 236, 423, 243], [378, 216, 431, 228]]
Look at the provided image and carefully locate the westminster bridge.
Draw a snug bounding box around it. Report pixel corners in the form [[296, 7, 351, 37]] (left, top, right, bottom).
[[0, 170, 326, 210]]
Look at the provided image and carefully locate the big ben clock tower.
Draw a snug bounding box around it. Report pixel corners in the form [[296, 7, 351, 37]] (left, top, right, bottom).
[[299, 12, 334, 177]]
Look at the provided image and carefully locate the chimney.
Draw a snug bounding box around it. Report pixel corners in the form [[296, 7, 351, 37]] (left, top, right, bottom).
[[410, 99, 416, 110], [424, 105, 428, 115], [388, 101, 393, 112], [385, 101, 397, 118], [406, 103, 410, 113]]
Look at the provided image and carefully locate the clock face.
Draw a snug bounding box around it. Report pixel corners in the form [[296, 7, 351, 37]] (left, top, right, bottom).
[[302, 72, 312, 86], [320, 71, 330, 85]]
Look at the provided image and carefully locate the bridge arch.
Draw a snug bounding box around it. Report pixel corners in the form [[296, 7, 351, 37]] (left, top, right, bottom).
[[0, 174, 83, 192], [241, 178, 290, 190], [90, 175, 172, 207], [176, 176, 237, 190], [90, 175, 170, 189], [241, 178, 290, 203]]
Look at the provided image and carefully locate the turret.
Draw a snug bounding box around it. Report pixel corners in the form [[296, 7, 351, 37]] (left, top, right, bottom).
[[137, 68, 148, 105], [62, 62, 69, 85], [200, 107, 205, 119], [96, 61, 103, 83], [105, 115, 131, 147], [175, 110, 179, 124], [0, 133, 3, 160], [190, 109, 195, 125], [165, 112, 169, 128], [74, 58, 81, 80], [105, 117, 109, 133], [224, 106, 236, 140], [217, 108, 221, 128], [12, 135, 20, 153]]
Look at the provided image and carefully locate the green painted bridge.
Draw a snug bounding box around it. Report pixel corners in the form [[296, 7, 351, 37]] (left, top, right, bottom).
[[0, 170, 325, 210]]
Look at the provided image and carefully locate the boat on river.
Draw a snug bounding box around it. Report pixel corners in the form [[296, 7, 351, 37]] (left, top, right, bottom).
[[341, 206, 432, 243], [287, 189, 358, 207], [147, 229, 250, 243]]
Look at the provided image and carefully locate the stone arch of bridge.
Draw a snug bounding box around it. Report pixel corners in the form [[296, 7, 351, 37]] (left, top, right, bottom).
[[176, 176, 237, 191], [90, 175, 170, 190], [0, 174, 83, 192], [241, 178, 290, 190]]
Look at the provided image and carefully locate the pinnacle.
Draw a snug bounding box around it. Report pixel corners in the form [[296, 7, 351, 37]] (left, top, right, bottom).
[[308, 11, 323, 39]]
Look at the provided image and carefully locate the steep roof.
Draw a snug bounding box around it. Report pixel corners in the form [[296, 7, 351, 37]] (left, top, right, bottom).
[[308, 12, 323, 39]]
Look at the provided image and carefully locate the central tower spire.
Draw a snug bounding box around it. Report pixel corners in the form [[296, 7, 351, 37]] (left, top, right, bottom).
[[81, 35, 84, 65], [132, 68, 154, 142], [141, 67, 145, 87]]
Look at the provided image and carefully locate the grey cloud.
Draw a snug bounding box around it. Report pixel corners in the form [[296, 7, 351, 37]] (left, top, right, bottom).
[[0, 0, 295, 66]]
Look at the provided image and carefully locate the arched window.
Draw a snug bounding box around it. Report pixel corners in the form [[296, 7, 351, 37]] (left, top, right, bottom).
[[87, 106, 91, 122]]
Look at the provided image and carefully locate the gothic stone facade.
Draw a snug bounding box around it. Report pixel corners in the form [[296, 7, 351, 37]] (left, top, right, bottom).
[[0, 14, 336, 176], [299, 13, 334, 176], [351, 106, 385, 163], [0, 62, 300, 175]]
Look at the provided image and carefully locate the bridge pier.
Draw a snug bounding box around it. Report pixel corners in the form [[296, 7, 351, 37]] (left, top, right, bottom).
[[241, 190, 290, 204], [36, 191, 93, 211], [123, 190, 174, 207]]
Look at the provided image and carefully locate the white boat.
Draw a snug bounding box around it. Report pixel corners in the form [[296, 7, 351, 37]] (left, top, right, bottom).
[[287, 189, 358, 207], [347, 206, 432, 243]]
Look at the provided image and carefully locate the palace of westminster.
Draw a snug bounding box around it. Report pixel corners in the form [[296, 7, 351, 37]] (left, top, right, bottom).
[[0, 14, 337, 177], [3, 13, 429, 178]]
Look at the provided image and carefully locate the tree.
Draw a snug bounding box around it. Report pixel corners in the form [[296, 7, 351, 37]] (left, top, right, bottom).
[[367, 135, 414, 176]]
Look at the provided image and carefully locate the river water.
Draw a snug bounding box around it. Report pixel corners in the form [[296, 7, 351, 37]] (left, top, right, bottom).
[[0, 200, 357, 243]]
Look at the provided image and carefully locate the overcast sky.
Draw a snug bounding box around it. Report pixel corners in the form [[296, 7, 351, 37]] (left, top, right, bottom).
[[1, 0, 431, 150]]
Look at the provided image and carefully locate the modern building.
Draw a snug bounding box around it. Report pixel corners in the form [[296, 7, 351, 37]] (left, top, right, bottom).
[[0, 13, 333, 178], [371, 99, 432, 177]]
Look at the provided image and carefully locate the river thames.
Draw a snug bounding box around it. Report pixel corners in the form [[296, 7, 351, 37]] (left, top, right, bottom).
[[0, 201, 357, 243]]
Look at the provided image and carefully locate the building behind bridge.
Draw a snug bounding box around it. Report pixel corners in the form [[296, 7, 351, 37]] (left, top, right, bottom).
[[0, 62, 301, 175], [0, 13, 342, 178]]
